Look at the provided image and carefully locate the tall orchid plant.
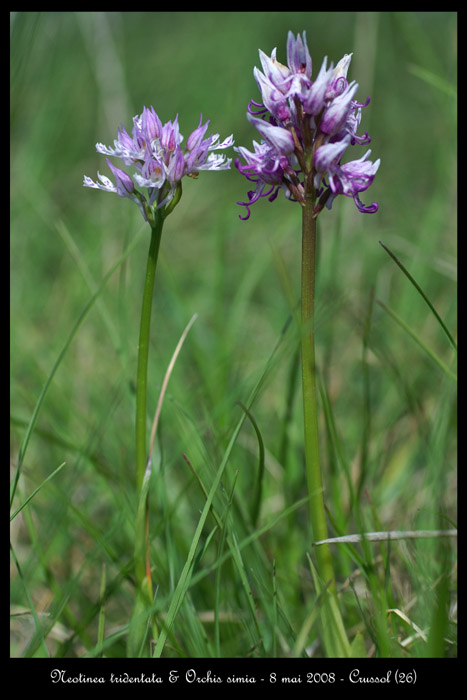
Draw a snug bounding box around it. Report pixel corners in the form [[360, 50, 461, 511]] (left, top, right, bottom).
[[235, 31, 379, 657], [85, 108, 233, 655]]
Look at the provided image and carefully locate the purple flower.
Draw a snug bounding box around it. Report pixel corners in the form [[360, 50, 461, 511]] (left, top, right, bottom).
[[319, 80, 359, 136], [301, 56, 334, 116], [325, 54, 353, 100], [258, 47, 292, 94], [235, 31, 379, 219], [314, 138, 380, 212], [253, 67, 292, 123], [247, 113, 295, 155], [105, 158, 135, 197], [313, 137, 352, 182], [84, 106, 234, 223], [235, 141, 286, 184]]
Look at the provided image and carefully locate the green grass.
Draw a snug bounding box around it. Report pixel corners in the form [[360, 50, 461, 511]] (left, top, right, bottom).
[[11, 11, 457, 659]]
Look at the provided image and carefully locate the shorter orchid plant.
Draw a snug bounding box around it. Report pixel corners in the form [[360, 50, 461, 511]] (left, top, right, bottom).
[[84, 107, 233, 656], [235, 31, 380, 220]]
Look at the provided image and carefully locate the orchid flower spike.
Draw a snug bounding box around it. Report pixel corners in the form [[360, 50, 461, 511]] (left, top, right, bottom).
[[85, 107, 234, 225], [235, 31, 379, 219]]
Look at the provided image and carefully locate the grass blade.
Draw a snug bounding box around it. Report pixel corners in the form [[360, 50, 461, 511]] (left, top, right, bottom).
[[10, 461, 66, 521], [375, 297, 457, 381], [379, 241, 457, 352], [236, 401, 265, 527], [148, 313, 198, 464]]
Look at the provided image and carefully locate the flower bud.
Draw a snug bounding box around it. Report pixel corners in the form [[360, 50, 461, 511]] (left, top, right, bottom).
[[142, 106, 162, 142], [160, 115, 181, 153], [167, 145, 186, 183], [286, 31, 312, 78]]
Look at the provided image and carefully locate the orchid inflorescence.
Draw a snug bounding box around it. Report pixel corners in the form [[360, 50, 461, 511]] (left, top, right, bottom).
[[235, 31, 380, 220], [84, 106, 234, 224]]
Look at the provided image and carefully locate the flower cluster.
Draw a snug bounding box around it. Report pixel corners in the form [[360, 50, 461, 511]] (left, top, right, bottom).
[[235, 31, 380, 220], [84, 106, 234, 224]]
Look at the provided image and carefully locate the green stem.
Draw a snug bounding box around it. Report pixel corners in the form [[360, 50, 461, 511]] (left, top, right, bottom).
[[136, 212, 164, 494], [301, 196, 350, 656], [128, 212, 164, 657], [130, 185, 181, 657], [134, 183, 182, 495], [301, 199, 332, 575]]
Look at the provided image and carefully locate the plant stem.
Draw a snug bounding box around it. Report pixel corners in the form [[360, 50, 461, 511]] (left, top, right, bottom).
[[136, 212, 164, 494], [129, 211, 164, 656], [130, 185, 181, 657], [301, 195, 350, 656], [301, 198, 332, 576]]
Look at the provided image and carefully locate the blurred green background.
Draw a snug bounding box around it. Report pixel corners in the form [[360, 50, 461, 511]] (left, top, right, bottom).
[[11, 12, 457, 658]]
